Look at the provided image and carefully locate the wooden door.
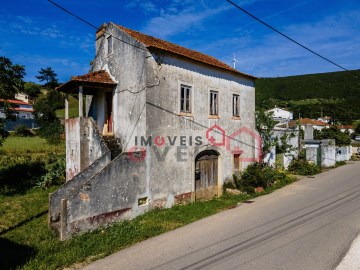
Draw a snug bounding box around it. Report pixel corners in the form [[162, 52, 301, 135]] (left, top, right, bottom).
[[195, 152, 218, 200], [105, 92, 113, 134]]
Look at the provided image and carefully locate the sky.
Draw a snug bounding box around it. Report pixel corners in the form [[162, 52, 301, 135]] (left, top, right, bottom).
[[0, 0, 359, 83]]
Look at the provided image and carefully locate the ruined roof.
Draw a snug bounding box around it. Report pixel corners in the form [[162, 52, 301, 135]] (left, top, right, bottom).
[[115, 24, 256, 80], [56, 70, 117, 93], [288, 118, 330, 128], [71, 70, 116, 84], [299, 118, 329, 126]]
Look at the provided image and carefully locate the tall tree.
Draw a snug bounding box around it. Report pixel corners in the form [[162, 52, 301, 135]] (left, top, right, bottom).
[[24, 82, 41, 98], [36, 67, 59, 89], [0, 56, 25, 146], [255, 109, 277, 162], [33, 89, 64, 144]]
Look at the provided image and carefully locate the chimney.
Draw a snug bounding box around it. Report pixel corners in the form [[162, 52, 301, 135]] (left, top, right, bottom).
[[96, 23, 107, 53]]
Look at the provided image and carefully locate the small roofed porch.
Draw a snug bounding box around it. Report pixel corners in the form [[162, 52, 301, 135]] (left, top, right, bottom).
[[57, 70, 118, 180], [57, 70, 117, 134]]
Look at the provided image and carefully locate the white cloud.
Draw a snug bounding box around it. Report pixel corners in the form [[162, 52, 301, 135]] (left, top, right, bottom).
[[215, 9, 360, 77], [141, 4, 230, 39]]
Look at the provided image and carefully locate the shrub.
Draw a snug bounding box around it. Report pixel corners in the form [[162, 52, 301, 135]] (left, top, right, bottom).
[[223, 177, 236, 191], [36, 155, 65, 189], [288, 159, 321, 175], [13, 125, 33, 137], [0, 153, 65, 195], [236, 163, 287, 193]]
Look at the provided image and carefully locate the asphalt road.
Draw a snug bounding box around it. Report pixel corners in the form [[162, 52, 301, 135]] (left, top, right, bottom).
[[83, 161, 360, 270]]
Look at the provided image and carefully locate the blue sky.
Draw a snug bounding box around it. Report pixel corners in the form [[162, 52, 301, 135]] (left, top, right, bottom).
[[1, 0, 359, 83]]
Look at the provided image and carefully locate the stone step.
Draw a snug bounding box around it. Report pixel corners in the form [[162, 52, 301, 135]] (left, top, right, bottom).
[[103, 135, 122, 160]]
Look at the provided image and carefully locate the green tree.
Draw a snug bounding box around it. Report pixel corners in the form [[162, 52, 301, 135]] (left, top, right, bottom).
[[353, 120, 360, 135], [36, 67, 59, 89], [314, 126, 351, 146], [24, 82, 41, 98], [255, 109, 277, 162], [0, 56, 25, 146], [33, 89, 64, 144]]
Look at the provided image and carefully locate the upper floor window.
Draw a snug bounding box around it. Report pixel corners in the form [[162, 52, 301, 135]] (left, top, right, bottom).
[[180, 84, 192, 113], [107, 36, 113, 55], [232, 94, 240, 117], [209, 91, 218, 115]]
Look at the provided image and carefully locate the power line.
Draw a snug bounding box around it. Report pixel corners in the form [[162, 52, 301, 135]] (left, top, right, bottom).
[[47, 0, 147, 51], [226, 0, 359, 79]]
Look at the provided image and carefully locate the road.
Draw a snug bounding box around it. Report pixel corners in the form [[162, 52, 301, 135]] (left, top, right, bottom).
[[83, 161, 360, 270]]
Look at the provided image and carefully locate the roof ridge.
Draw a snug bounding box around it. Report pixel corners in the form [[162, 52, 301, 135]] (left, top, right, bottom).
[[113, 23, 256, 79]]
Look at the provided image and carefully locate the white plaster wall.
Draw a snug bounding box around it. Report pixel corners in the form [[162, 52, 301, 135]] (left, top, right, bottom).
[[145, 52, 256, 201]]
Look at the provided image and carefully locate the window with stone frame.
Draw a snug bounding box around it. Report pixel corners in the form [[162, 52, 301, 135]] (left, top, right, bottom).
[[180, 84, 192, 113], [209, 90, 219, 115], [233, 94, 240, 117]]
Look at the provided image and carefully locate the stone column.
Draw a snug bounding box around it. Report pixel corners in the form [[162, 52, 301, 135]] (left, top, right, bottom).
[[79, 86, 83, 117], [65, 94, 69, 119]]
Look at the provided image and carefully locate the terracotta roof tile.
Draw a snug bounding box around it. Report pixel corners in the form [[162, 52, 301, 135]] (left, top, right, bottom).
[[71, 70, 116, 85], [300, 118, 328, 126], [57, 70, 117, 93], [0, 99, 31, 105], [115, 24, 256, 80]]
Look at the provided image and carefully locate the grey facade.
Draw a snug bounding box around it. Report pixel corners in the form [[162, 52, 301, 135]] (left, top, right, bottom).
[[50, 23, 257, 239]]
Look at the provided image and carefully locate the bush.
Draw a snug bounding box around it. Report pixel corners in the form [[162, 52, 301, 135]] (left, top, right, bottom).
[[13, 125, 33, 137], [36, 155, 65, 189], [236, 163, 288, 193], [0, 153, 65, 195], [288, 159, 321, 175]]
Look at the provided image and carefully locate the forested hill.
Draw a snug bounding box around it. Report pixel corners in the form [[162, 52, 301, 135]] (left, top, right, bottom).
[[255, 70, 360, 124]]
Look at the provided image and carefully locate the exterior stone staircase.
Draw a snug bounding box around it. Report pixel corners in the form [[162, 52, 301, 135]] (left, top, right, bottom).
[[103, 135, 122, 160]]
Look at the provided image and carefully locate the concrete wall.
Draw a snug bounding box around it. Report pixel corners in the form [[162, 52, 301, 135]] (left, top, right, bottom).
[[320, 139, 336, 167], [305, 145, 319, 165], [263, 128, 299, 169], [65, 117, 110, 180], [92, 23, 148, 148], [59, 152, 148, 240], [4, 118, 39, 131], [305, 139, 336, 167], [49, 151, 111, 229], [144, 50, 256, 203], [336, 146, 352, 162], [90, 22, 256, 204], [55, 23, 256, 239]]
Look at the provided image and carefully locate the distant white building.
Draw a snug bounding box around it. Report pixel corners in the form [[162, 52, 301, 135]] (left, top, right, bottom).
[[0, 99, 35, 119], [15, 93, 34, 104], [267, 107, 293, 122]]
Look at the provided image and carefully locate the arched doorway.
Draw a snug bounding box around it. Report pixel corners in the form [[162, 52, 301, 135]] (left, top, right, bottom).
[[195, 150, 219, 200]]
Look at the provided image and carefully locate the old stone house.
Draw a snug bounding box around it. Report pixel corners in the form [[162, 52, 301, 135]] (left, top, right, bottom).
[[50, 23, 257, 239]]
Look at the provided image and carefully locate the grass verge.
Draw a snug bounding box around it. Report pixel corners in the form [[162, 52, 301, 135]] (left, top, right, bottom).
[[1, 136, 65, 154], [0, 174, 296, 270]]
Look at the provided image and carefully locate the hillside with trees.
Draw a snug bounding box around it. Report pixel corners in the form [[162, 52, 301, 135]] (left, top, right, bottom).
[[256, 70, 360, 124]]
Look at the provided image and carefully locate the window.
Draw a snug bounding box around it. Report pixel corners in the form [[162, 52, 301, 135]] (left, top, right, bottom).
[[232, 94, 240, 117], [180, 84, 191, 113], [234, 154, 241, 172], [209, 91, 218, 115], [107, 35, 113, 55]]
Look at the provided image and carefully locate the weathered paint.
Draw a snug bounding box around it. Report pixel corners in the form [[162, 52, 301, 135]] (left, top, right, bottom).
[[51, 22, 257, 239]]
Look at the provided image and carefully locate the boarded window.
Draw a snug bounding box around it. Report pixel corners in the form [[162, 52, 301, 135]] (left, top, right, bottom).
[[107, 36, 113, 55], [180, 85, 191, 113], [234, 154, 241, 172], [233, 94, 240, 117], [209, 91, 218, 115]]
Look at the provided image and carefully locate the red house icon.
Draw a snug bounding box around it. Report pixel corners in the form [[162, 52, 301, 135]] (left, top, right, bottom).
[[206, 124, 226, 147]]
